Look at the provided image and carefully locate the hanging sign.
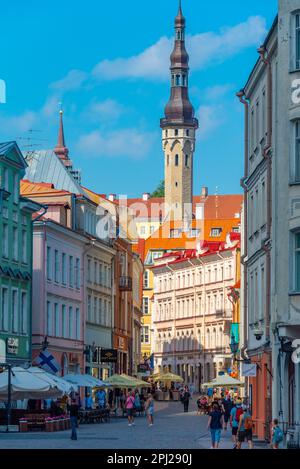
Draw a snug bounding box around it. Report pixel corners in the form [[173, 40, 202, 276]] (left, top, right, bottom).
[[242, 363, 257, 377]]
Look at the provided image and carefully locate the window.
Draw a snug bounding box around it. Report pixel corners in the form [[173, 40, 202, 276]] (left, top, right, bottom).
[[140, 226, 146, 236], [175, 129, 178, 137], [94, 297, 98, 323], [99, 264, 103, 284], [47, 301, 52, 336], [62, 305, 67, 337], [186, 129, 190, 136], [94, 261, 97, 284], [76, 308, 80, 340], [3, 167, 9, 191], [141, 326, 150, 343], [175, 75, 180, 86], [295, 13, 300, 70], [87, 295, 92, 322], [210, 227, 222, 237], [143, 270, 149, 288], [69, 256, 74, 288], [295, 121, 300, 182], [182, 74, 186, 86], [1, 287, 9, 331], [150, 225, 155, 234], [175, 154, 179, 166], [12, 227, 18, 260], [13, 173, 19, 203], [167, 154, 169, 166], [21, 230, 27, 264], [99, 298, 103, 324], [68, 306, 73, 339], [11, 290, 18, 333], [232, 226, 240, 233], [294, 232, 300, 291], [54, 303, 60, 337], [104, 265, 108, 287], [75, 258, 80, 289], [143, 297, 149, 315], [2, 223, 8, 258], [20, 292, 27, 334], [87, 258, 91, 282], [62, 253, 67, 285], [47, 246, 52, 280], [54, 250, 60, 283], [185, 155, 189, 167]]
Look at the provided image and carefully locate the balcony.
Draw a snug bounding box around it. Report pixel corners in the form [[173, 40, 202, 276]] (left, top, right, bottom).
[[119, 276, 133, 291]]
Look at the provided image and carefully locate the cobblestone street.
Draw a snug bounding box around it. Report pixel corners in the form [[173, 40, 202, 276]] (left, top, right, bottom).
[[0, 400, 270, 450]]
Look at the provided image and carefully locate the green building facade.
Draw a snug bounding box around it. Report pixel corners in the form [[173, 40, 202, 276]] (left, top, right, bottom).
[[0, 142, 41, 365]]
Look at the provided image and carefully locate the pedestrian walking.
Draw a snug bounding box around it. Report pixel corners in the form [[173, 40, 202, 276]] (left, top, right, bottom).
[[271, 419, 284, 449], [236, 405, 254, 449], [230, 399, 243, 448], [181, 385, 191, 413], [108, 389, 114, 408], [67, 398, 79, 441], [222, 395, 234, 430], [134, 390, 141, 413], [125, 390, 136, 427], [207, 403, 224, 449], [145, 393, 154, 426]]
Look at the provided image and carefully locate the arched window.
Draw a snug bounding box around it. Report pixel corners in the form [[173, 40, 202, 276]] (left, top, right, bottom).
[[176, 75, 181, 86], [185, 155, 189, 167], [206, 328, 210, 349], [175, 154, 179, 166]]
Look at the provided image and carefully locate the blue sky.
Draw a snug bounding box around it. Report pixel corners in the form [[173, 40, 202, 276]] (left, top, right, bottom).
[[0, 0, 277, 197]]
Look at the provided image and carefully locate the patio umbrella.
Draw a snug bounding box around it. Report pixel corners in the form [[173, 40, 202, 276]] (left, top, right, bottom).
[[64, 374, 109, 388], [202, 374, 244, 388], [151, 372, 184, 383], [103, 374, 146, 388], [0, 367, 62, 400], [27, 367, 76, 394]]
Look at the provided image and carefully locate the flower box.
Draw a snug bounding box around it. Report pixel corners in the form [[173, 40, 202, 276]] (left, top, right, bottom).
[[19, 420, 28, 432]]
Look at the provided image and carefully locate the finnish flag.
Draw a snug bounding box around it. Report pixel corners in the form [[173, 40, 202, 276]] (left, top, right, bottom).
[[35, 349, 61, 374]]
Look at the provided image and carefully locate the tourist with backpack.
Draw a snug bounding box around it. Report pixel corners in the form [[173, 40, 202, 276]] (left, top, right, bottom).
[[271, 419, 284, 449], [236, 405, 254, 449], [207, 403, 224, 449], [230, 400, 243, 447]]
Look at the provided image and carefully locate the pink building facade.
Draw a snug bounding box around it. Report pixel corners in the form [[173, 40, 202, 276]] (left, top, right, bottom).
[[32, 219, 86, 375]]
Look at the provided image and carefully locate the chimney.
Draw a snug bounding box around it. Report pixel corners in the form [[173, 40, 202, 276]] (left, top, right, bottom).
[[142, 193, 150, 201], [201, 186, 208, 197], [108, 194, 116, 202]]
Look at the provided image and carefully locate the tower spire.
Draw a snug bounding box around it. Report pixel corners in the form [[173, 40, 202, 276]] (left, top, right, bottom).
[[54, 108, 69, 160]]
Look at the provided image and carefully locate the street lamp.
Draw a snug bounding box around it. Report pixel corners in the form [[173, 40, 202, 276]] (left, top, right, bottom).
[[230, 333, 239, 356]]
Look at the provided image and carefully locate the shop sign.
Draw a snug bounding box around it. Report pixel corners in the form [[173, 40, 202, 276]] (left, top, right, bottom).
[[100, 349, 117, 363], [7, 337, 19, 355]]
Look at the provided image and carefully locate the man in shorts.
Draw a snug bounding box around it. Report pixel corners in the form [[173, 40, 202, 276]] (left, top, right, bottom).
[[236, 405, 254, 449], [230, 400, 243, 448]]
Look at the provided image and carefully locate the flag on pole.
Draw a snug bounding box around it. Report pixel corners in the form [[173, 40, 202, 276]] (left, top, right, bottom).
[[35, 349, 60, 374]]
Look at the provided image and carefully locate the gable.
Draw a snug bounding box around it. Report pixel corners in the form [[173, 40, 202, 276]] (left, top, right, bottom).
[[0, 141, 27, 172]]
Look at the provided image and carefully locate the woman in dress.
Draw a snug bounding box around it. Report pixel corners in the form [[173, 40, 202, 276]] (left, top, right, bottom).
[[145, 393, 154, 426]]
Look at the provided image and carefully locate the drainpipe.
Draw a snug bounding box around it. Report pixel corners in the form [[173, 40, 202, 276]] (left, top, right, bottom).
[[236, 89, 249, 356], [258, 45, 273, 343]]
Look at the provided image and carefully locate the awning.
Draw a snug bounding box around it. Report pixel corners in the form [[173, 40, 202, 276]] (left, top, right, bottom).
[[64, 374, 109, 388], [27, 367, 76, 393], [151, 372, 184, 383], [0, 367, 62, 401], [202, 374, 244, 388], [103, 374, 146, 388]]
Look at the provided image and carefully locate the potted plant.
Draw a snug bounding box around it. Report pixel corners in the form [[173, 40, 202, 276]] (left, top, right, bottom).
[[45, 417, 54, 432], [19, 418, 28, 432]]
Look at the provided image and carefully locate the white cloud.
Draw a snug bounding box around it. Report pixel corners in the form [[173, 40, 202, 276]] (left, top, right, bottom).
[[203, 84, 235, 101], [84, 99, 126, 122], [0, 111, 37, 136], [197, 105, 225, 140], [50, 69, 88, 91], [91, 16, 266, 82], [76, 128, 156, 159]]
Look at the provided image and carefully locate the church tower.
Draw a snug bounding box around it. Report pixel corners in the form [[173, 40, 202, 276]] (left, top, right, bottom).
[[160, 1, 198, 222]]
